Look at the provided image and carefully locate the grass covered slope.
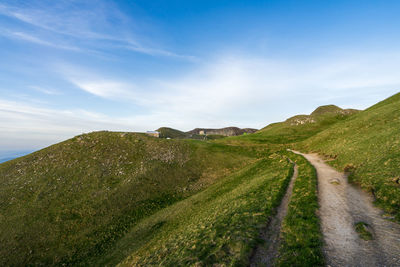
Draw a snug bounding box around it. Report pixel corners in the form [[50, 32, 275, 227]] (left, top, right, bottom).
[[117, 153, 292, 266], [299, 92, 400, 221], [230, 105, 359, 145], [0, 131, 261, 266]]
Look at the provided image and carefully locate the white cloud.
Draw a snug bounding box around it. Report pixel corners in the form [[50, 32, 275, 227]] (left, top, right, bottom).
[[60, 65, 143, 101], [0, 2, 121, 39], [123, 42, 198, 61], [70, 80, 134, 99], [10, 31, 82, 51], [12, 31, 53, 46], [29, 86, 61, 95]]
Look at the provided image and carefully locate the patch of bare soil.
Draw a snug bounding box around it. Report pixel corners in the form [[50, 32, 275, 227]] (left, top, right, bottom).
[[292, 151, 400, 267], [249, 164, 298, 267]]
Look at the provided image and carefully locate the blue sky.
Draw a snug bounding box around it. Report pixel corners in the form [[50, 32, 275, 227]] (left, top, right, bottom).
[[1, 0, 400, 153]]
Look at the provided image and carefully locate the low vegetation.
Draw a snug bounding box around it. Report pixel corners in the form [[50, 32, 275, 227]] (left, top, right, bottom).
[[278, 151, 324, 267], [0, 131, 263, 266], [354, 222, 373, 241], [116, 154, 292, 266]]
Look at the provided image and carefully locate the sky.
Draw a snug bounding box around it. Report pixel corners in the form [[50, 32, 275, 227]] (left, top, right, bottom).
[[1, 0, 400, 154]]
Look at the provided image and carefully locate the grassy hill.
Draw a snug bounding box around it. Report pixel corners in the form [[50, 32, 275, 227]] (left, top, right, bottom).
[[0, 129, 323, 266], [219, 105, 359, 145], [109, 154, 293, 266], [0, 131, 264, 266], [256, 104, 359, 143], [297, 93, 400, 221]]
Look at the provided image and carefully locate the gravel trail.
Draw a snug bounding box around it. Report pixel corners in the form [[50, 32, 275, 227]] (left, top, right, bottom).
[[292, 151, 400, 267]]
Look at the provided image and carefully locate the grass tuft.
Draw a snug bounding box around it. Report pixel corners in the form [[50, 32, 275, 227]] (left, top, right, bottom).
[[355, 222, 373, 241]]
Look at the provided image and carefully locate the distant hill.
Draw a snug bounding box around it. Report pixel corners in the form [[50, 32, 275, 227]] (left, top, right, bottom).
[[187, 127, 257, 137], [156, 126, 258, 139], [310, 104, 358, 117], [156, 127, 188, 139], [225, 104, 359, 144]]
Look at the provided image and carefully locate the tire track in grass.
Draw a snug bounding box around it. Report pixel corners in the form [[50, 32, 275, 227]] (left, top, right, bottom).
[[278, 151, 324, 267], [249, 162, 298, 267]]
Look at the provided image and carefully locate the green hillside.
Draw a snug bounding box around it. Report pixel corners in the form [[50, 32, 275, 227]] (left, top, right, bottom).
[[256, 105, 359, 144], [0, 131, 263, 266], [115, 154, 293, 266], [0, 129, 323, 266], [220, 105, 359, 145], [298, 93, 400, 221]]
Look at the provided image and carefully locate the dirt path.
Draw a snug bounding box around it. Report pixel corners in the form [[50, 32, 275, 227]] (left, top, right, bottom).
[[292, 151, 400, 267], [249, 164, 298, 267]]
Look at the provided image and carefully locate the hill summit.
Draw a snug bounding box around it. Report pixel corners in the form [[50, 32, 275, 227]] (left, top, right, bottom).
[[285, 105, 359, 126], [310, 104, 359, 116]]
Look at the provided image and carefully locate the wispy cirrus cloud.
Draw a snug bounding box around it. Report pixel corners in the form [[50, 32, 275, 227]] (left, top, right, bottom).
[[0, 2, 125, 39], [29, 86, 61, 95], [70, 80, 136, 100], [11, 31, 53, 46], [0, 1, 194, 59], [59, 64, 141, 101], [4, 31, 82, 51]]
